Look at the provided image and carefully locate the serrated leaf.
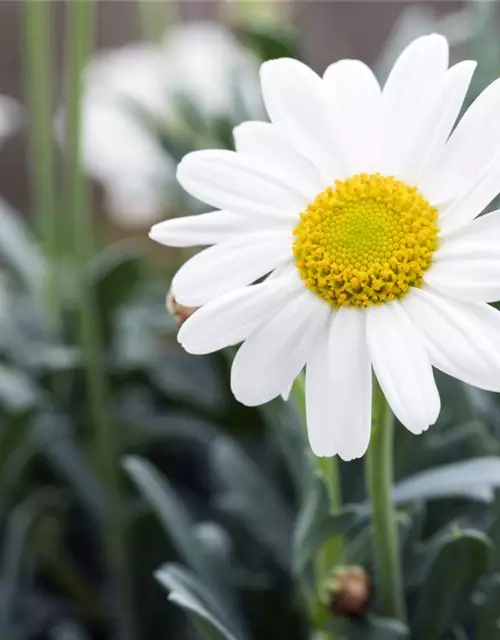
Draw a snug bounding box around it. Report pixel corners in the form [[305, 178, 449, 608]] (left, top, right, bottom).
[[155, 564, 244, 640], [413, 530, 492, 640], [393, 458, 500, 504], [293, 472, 365, 575]]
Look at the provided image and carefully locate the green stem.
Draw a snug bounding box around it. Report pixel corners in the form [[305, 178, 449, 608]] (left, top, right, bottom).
[[365, 380, 407, 623], [317, 455, 343, 576], [64, 3, 137, 639], [23, 1, 62, 327], [23, 0, 56, 249]]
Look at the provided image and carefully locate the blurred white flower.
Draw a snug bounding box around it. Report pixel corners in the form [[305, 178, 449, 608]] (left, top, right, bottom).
[[76, 21, 263, 228]]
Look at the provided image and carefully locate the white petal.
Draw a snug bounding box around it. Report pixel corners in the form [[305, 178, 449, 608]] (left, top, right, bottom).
[[149, 210, 289, 247], [323, 59, 382, 174], [425, 242, 500, 303], [422, 77, 500, 207], [440, 208, 500, 244], [178, 268, 302, 355], [326, 307, 372, 461], [231, 290, 330, 406], [401, 61, 476, 185], [403, 288, 500, 391], [437, 151, 500, 234], [380, 34, 449, 174], [305, 319, 337, 457], [366, 301, 440, 434], [259, 58, 346, 180], [177, 150, 307, 221], [233, 121, 326, 199], [172, 231, 292, 306]]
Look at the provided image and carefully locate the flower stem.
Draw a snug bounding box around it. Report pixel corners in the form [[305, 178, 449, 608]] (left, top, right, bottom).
[[317, 455, 343, 576], [365, 380, 407, 623], [23, 0, 56, 251], [23, 1, 63, 329], [64, 3, 137, 639]]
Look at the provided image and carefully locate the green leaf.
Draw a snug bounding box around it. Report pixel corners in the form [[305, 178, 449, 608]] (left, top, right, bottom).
[[30, 514, 103, 620], [124, 456, 244, 636], [0, 364, 39, 414], [293, 472, 365, 575], [49, 622, 91, 640], [210, 436, 294, 569], [413, 530, 492, 640], [476, 573, 500, 640], [488, 489, 500, 573], [0, 489, 65, 632], [123, 456, 214, 580], [0, 196, 46, 296], [33, 419, 106, 519], [330, 614, 410, 639], [155, 564, 244, 640], [89, 242, 142, 336], [262, 399, 313, 498], [393, 458, 500, 504], [237, 19, 300, 62]]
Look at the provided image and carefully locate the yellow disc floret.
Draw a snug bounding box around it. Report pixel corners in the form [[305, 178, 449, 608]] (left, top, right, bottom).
[[293, 173, 439, 308]]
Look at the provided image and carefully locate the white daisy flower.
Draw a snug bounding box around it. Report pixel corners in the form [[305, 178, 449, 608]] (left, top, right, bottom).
[[150, 34, 500, 460], [72, 21, 262, 228]]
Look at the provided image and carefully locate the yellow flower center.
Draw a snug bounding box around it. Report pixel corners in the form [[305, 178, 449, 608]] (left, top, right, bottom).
[[293, 173, 439, 308]]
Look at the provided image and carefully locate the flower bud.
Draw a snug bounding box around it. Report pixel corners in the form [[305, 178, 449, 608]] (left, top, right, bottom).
[[324, 565, 372, 619], [166, 289, 197, 326]]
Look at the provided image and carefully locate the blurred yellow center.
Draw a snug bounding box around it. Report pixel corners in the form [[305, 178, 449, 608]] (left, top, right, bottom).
[[293, 173, 439, 308]]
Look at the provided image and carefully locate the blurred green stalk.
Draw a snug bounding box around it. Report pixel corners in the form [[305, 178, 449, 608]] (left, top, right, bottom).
[[23, 1, 56, 249], [365, 380, 407, 623], [137, 0, 177, 43], [64, 3, 137, 639], [23, 1, 61, 324]]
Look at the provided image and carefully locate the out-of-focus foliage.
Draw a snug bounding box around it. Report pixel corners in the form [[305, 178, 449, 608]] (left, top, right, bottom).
[[4, 2, 500, 639]]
